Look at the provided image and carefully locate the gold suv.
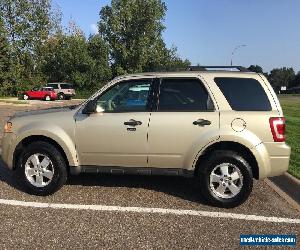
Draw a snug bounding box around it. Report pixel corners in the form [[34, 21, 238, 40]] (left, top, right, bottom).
[[1, 66, 291, 207]]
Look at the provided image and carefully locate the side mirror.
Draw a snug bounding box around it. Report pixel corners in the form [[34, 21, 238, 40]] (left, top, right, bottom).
[[82, 100, 97, 115]]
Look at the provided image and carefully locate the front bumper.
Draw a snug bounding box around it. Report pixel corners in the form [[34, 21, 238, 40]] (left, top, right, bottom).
[[1, 132, 17, 170], [252, 142, 291, 179]]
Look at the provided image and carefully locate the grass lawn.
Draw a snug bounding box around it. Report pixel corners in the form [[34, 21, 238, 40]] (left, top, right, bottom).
[[279, 95, 300, 179]]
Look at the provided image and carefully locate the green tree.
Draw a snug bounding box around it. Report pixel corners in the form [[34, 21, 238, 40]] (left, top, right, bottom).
[[0, 15, 12, 95], [0, 0, 53, 93], [269, 67, 295, 89], [291, 71, 300, 88], [248, 65, 263, 73], [41, 24, 111, 95], [1, 0, 51, 52], [41, 32, 93, 89], [87, 34, 112, 88], [98, 0, 189, 75]]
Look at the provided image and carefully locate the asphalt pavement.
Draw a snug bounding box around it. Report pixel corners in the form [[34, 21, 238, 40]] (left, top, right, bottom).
[[0, 100, 299, 249]]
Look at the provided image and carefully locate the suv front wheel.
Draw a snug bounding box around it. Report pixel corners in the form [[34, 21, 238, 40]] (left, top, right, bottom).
[[16, 141, 68, 196], [198, 150, 253, 208]]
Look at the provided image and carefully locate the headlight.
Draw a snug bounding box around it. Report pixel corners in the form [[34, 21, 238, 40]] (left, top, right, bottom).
[[4, 122, 13, 133]]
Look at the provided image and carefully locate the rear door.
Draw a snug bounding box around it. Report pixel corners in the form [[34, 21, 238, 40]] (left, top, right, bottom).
[[147, 77, 219, 169]]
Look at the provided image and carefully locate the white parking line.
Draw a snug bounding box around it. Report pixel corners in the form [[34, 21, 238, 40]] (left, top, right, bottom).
[[0, 198, 299, 224]]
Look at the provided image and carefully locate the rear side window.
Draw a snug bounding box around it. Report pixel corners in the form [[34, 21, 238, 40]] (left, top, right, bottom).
[[158, 78, 213, 111], [47, 83, 58, 89], [42, 87, 53, 91], [214, 77, 271, 111], [60, 84, 73, 89]]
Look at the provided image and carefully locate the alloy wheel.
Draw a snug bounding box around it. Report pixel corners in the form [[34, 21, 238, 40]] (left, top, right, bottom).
[[209, 163, 243, 199], [24, 153, 54, 188]]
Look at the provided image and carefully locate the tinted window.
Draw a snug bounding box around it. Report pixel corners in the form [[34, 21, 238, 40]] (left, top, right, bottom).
[[96, 79, 151, 112], [214, 77, 271, 111], [158, 78, 212, 111], [47, 83, 59, 89], [42, 87, 53, 91], [60, 84, 73, 89]]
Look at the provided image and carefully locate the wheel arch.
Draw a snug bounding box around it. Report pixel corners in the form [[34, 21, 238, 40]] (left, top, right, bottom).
[[13, 135, 72, 171], [195, 141, 259, 179]]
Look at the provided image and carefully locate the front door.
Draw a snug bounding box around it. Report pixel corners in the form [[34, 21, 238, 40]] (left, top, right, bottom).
[[29, 87, 40, 99], [148, 77, 219, 169], [75, 78, 153, 167]]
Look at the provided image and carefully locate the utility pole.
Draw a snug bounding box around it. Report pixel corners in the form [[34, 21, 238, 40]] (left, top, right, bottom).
[[231, 45, 247, 66]]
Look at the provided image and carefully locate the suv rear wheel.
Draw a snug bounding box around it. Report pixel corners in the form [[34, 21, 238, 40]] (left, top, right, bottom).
[[16, 141, 68, 196], [197, 150, 253, 208], [58, 93, 65, 100]]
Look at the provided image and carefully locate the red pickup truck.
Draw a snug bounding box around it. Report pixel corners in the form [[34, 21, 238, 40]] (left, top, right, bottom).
[[22, 87, 58, 101]]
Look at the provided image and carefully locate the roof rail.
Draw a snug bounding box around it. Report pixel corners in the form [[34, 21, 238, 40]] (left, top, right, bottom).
[[187, 66, 250, 72]]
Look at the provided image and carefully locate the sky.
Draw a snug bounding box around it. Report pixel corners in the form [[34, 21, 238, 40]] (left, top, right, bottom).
[[53, 0, 300, 73]]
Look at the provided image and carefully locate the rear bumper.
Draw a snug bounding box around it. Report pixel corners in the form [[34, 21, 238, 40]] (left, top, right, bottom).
[[252, 142, 291, 179]]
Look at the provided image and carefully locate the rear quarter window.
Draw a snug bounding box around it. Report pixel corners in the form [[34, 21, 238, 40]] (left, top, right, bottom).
[[214, 77, 272, 111]]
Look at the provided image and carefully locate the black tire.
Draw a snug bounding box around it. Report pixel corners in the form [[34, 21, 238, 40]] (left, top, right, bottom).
[[197, 150, 253, 208], [58, 93, 65, 100], [15, 141, 68, 196]]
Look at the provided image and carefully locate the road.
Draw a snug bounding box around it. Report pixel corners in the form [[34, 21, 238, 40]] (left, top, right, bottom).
[[0, 101, 299, 249]]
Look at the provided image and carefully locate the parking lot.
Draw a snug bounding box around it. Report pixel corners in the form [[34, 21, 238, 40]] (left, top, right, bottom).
[[0, 100, 299, 249]]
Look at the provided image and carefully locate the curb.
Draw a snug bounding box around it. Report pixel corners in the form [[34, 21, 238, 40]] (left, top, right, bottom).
[[285, 172, 300, 185], [265, 174, 300, 213]]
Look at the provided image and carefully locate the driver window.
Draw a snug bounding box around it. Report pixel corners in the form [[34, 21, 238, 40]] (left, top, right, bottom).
[[96, 79, 152, 112]]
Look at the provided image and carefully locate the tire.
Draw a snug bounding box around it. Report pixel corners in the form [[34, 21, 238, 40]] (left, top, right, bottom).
[[58, 93, 65, 100], [197, 150, 253, 208], [23, 94, 29, 100], [45, 95, 51, 101], [15, 141, 68, 196]]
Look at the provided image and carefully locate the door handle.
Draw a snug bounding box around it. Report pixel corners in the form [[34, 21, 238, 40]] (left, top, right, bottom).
[[124, 119, 142, 126], [193, 119, 211, 126]]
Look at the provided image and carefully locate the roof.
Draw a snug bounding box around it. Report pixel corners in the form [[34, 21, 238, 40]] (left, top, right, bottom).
[[113, 69, 257, 81]]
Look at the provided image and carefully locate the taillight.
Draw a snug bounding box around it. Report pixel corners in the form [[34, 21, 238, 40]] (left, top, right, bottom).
[[269, 117, 286, 142]]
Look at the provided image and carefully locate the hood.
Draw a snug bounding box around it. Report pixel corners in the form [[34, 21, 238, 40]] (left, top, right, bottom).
[[12, 105, 79, 119]]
